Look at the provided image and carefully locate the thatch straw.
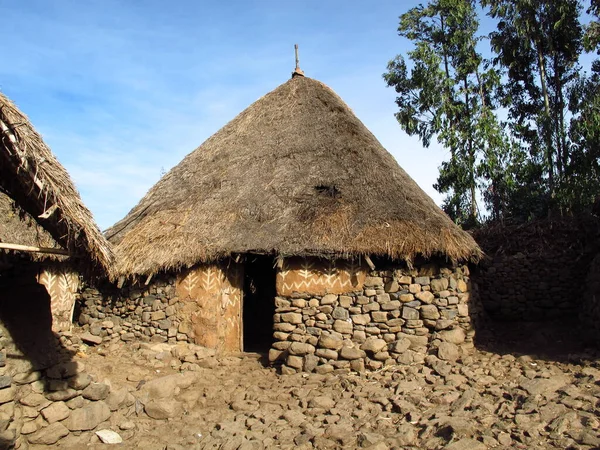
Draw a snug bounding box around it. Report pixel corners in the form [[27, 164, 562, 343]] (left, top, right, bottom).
[[0, 191, 66, 262], [107, 76, 482, 277], [0, 92, 113, 273]]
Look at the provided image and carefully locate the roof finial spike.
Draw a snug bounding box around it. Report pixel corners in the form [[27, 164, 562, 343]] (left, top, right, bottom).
[[292, 44, 305, 78]]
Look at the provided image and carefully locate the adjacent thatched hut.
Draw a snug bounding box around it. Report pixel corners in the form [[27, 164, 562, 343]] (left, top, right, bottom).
[[0, 91, 113, 332], [0, 91, 112, 273], [88, 72, 481, 372], [0, 93, 117, 449]]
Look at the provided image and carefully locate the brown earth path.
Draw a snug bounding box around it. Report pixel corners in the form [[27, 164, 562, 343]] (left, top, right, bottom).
[[29, 329, 600, 450]]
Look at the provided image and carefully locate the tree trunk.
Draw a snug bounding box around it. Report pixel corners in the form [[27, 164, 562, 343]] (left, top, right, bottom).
[[463, 77, 478, 222], [536, 44, 555, 195]]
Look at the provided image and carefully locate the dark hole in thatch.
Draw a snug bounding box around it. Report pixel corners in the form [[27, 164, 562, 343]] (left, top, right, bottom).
[[314, 184, 341, 199]]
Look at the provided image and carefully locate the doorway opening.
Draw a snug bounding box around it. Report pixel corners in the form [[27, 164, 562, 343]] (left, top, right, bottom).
[[243, 255, 276, 353]]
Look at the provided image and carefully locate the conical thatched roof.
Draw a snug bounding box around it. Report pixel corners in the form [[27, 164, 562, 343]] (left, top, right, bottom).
[[0, 91, 113, 273], [107, 75, 481, 277]]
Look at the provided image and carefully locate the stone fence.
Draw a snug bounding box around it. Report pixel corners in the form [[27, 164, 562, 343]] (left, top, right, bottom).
[[473, 216, 600, 322], [0, 326, 133, 448], [582, 254, 600, 341], [474, 252, 583, 320]]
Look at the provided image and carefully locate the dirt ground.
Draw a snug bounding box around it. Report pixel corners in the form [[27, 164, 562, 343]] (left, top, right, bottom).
[[29, 319, 600, 450]]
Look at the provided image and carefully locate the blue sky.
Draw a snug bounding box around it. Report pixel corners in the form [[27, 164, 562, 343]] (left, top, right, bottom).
[[2, 0, 452, 230], [3, 1, 588, 230]]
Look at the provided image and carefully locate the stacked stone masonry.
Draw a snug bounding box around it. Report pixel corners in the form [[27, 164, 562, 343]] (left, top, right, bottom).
[[78, 276, 196, 346], [475, 252, 582, 320], [582, 254, 600, 341], [0, 321, 135, 448], [269, 264, 479, 374]]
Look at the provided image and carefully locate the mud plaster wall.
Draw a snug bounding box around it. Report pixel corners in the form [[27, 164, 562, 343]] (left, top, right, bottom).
[[277, 257, 368, 296], [37, 264, 80, 333], [0, 261, 80, 334], [474, 252, 583, 320], [269, 258, 479, 374], [78, 262, 243, 352], [176, 264, 243, 352]]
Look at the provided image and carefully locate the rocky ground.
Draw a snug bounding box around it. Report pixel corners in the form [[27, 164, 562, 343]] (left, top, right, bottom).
[[11, 320, 596, 450]]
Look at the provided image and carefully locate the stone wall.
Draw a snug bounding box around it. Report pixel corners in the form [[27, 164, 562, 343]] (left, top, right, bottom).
[[582, 254, 600, 341], [475, 252, 583, 320], [473, 217, 600, 321], [268, 262, 479, 374], [77, 258, 482, 373], [78, 275, 196, 346], [78, 262, 245, 350], [0, 323, 134, 448], [0, 267, 135, 448]]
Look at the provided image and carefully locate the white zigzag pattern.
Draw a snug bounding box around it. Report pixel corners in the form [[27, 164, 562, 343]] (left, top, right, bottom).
[[277, 259, 359, 292]]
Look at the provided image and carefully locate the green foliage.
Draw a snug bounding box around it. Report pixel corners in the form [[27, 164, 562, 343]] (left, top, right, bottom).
[[386, 0, 600, 225], [383, 0, 509, 226], [565, 60, 600, 210], [483, 0, 583, 213], [584, 0, 600, 52]]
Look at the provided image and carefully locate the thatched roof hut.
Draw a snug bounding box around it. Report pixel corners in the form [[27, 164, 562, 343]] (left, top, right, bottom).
[[107, 75, 481, 277], [0, 92, 113, 273]]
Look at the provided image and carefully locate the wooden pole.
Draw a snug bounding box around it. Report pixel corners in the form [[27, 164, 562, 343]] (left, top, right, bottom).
[[292, 44, 305, 77], [0, 242, 69, 256], [364, 255, 376, 271]]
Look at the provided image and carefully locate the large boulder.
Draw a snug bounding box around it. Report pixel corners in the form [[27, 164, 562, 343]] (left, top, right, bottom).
[[437, 328, 466, 344], [144, 399, 182, 420], [318, 334, 343, 351], [27, 422, 69, 445], [64, 401, 111, 431], [138, 372, 198, 401], [437, 342, 460, 362], [41, 401, 70, 423], [360, 338, 387, 354], [82, 382, 110, 401]]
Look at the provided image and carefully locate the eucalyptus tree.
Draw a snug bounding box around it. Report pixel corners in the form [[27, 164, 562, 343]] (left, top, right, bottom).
[[584, 0, 600, 53], [481, 0, 583, 213], [384, 0, 508, 226], [568, 1, 600, 210], [567, 63, 600, 210]]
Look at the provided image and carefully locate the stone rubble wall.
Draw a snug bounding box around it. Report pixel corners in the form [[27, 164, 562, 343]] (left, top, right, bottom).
[[0, 322, 136, 448], [78, 276, 197, 346], [582, 253, 600, 341], [269, 264, 480, 374], [474, 252, 582, 320]]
